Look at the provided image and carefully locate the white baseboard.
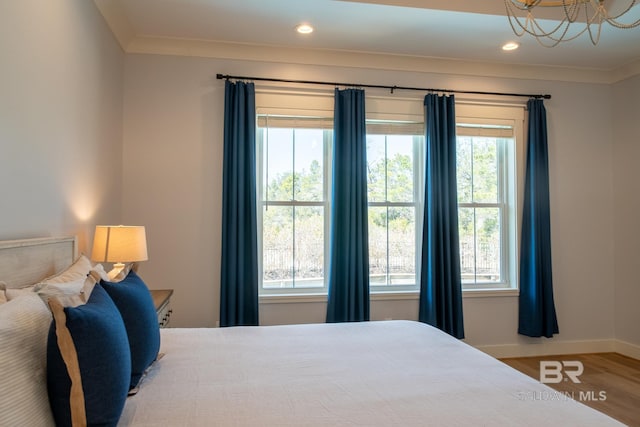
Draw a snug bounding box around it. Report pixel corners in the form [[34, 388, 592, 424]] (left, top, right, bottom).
[[614, 339, 640, 360], [475, 338, 640, 360], [475, 340, 615, 359]]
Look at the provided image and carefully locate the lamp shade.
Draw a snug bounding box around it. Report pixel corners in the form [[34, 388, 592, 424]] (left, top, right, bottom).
[[91, 225, 148, 263]]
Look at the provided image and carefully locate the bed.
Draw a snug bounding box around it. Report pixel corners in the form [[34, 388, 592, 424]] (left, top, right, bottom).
[[0, 237, 623, 426]]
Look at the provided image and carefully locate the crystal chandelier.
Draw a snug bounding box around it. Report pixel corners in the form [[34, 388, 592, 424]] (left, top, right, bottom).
[[504, 0, 640, 47]]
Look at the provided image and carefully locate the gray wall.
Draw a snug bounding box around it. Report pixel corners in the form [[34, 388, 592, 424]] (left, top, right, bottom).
[[0, 0, 124, 251], [613, 74, 640, 347], [122, 54, 619, 354]]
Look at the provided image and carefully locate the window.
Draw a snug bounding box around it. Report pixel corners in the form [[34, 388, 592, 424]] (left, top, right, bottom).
[[455, 104, 524, 291], [257, 115, 332, 294], [457, 128, 512, 288], [366, 121, 424, 292], [256, 94, 523, 296]]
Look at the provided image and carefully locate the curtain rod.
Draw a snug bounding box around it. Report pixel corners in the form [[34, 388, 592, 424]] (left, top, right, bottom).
[[216, 73, 551, 100]]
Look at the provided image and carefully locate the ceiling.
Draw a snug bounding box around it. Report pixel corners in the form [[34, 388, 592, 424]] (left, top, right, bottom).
[[95, 0, 640, 83]]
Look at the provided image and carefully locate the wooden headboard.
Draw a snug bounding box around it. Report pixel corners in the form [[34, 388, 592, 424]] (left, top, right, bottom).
[[0, 237, 77, 288]]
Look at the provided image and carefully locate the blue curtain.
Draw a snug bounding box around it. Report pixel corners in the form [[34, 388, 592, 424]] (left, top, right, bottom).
[[518, 99, 558, 338], [220, 80, 259, 327], [326, 88, 370, 323], [419, 94, 464, 339]]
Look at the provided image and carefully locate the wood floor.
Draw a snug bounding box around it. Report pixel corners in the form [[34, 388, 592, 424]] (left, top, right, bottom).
[[501, 353, 640, 426]]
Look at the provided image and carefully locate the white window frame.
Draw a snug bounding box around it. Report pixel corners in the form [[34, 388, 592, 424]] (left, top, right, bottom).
[[255, 90, 524, 299], [456, 104, 525, 293], [366, 97, 426, 295], [256, 125, 332, 295], [366, 131, 423, 294], [256, 89, 334, 296]]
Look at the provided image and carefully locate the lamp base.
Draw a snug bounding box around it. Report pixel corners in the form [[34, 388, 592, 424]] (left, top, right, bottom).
[[107, 263, 126, 281]]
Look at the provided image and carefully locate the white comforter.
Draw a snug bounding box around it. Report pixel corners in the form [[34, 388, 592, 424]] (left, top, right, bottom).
[[119, 320, 621, 426]]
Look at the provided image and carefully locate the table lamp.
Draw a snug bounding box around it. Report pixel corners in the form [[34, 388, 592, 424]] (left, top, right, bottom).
[[91, 225, 148, 280]]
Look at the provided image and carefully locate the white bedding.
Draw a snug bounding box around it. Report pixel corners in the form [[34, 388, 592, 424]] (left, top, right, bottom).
[[119, 320, 621, 426]]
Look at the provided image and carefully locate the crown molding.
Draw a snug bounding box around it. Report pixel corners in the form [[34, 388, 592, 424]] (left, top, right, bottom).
[[95, 0, 636, 85], [126, 36, 622, 84], [94, 0, 134, 51], [610, 58, 640, 83]]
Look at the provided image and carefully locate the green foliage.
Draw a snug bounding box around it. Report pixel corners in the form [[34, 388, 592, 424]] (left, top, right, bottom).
[[260, 132, 505, 285], [457, 136, 500, 242], [368, 153, 413, 202], [267, 159, 323, 203], [368, 153, 414, 227], [457, 136, 498, 204]]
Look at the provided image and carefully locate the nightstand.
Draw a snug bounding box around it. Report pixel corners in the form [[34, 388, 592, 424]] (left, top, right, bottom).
[[150, 289, 173, 328]]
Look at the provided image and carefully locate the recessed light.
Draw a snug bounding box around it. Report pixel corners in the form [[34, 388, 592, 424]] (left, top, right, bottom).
[[296, 23, 314, 34], [502, 42, 520, 51]]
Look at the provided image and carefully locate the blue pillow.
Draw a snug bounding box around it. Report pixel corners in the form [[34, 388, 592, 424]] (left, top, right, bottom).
[[47, 284, 131, 427], [101, 270, 160, 389]]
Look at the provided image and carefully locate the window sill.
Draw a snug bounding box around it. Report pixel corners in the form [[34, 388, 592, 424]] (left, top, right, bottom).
[[259, 293, 326, 304], [462, 288, 519, 298], [259, 288, 518, 304], [259, 291, 422, 304]]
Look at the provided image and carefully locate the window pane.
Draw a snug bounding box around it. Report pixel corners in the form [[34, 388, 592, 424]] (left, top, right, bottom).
[[259, 124, 329, 293], [368, 132, 418, 289], [294, 129, 324, 202], [458, 207, 475, 283], [294, 206, 324, 288], [388, 207, 415, 285], [472, 137, 498, 203], [368, 206, 416, 287], [457, 136, 472, 204], [262, 205, 293, 289], [367, 135, 386, 202], [386, 135, 414, 203], [265, 128, 293, 202], [459, 207, 502, 285], [475, 207, 501, 283], [368, 206, 387, 284]]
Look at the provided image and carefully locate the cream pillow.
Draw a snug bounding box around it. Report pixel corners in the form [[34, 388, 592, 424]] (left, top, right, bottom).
[[4, 286, 36, 300], [89, 263, 110, 282], [35, 276, 97, 306], [0, 294, 56, 426], [43, 254, 92, 284], [4, 256, 98, 303], [1, 255, 92, 302], [5, 275, 96, 306]]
